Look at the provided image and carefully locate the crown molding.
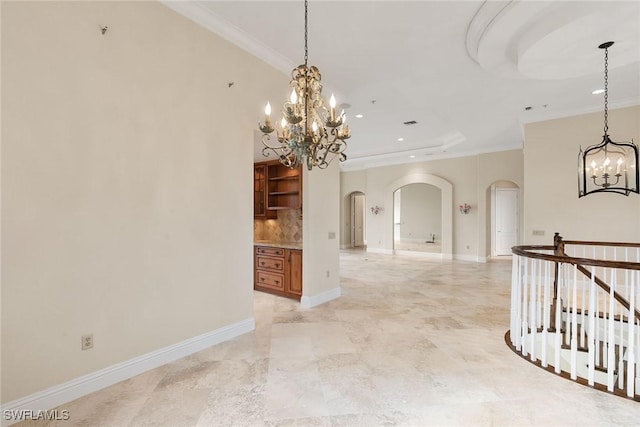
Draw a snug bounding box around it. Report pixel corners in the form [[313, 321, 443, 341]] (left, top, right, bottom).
[[160, 1, 294, 75], [518, 98, 640, 125]]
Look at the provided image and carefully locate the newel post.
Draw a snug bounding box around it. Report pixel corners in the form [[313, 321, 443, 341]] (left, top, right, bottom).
[[550, 233, 564, 331], [554, 232, 565, 256]]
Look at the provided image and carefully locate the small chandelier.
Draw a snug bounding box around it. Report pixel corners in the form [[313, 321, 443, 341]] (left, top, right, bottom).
[[258, 0, 350, 170], [578, 41, 639, 197]]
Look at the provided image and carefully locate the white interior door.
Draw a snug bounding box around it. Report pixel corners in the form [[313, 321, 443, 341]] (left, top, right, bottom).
[[494, 189, 518, 256], [351, 194, 365, 247]]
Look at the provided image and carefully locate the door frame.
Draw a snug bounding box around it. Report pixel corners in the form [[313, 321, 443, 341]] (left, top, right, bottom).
[[491, 187, 519, 256], [350, 192, 365, 248]]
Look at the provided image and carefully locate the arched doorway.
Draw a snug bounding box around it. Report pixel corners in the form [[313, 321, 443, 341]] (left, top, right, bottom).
[[387, 173, 453, 259], [393, 183, 442, 255]]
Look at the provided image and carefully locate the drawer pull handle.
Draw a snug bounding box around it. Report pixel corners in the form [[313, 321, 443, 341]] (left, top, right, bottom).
[[275, 280, 279, 284], [261, 278, 265, 282], [260, 262, 265, 266], [275, 264, 280, 268]]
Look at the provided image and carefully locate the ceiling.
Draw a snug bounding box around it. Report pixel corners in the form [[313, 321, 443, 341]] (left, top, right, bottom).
[[163, 1, 640, 171]]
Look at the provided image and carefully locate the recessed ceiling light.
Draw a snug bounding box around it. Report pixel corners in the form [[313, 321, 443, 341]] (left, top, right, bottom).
[[409, 155, 415, 159], [592, 89, 605, 95], [397, 137, 404, 142], [355, 114, 363, 119]]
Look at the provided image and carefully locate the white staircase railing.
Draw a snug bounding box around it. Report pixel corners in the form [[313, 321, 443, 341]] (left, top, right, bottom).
[[509, 234, 640, 401]]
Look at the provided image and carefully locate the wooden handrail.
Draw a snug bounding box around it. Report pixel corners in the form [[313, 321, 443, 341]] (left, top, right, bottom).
[[563, 239, 640, 248], [512, 234, 640, 322], [511, 246, 640, 271]]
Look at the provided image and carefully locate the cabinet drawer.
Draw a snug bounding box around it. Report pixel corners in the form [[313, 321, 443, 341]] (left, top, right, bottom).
[[256, 246, 284, 257], [256, 255, 284, 272], [256, 271, 285, 291]]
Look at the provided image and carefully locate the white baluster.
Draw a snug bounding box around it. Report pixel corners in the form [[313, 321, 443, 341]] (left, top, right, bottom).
[[510, 255, 515, 344], [594, 246, 601, 369], [554, 263, 562, 374], [616, 268, 624, 390], [580, 252, 587, 349], [626, 268, 636, 397], [564, 263, 571, 349], [511, 254, 519, 347], [607, 269, 616, 392], [570, 264, 578, 380], [588, 266, 596, 386], [522, 258, 529, 357], [636, 270, 640, 392], [530, 259, 538, 362], [542, 260, 550, 367]]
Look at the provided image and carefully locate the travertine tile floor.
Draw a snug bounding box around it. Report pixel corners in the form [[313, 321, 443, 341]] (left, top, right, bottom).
[[19, 250, 639, 426]]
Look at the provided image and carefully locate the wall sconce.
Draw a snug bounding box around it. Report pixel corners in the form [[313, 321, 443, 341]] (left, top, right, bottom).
[[370, 206, 383, 215], [459, 203, 471, 214]]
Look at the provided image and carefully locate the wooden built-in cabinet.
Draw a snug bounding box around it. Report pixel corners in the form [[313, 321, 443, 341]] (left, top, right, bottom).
[[254, 163, 277, 219], [254, 245, 302, 300], [254, 160, 301, 218]]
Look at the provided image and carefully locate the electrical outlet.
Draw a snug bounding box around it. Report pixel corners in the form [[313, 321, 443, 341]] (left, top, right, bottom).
[[532, 230, 545, 236], [81, 334, 93, 350]]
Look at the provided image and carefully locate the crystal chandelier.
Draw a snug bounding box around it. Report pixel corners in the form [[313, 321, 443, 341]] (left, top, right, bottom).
[[578, 41, 639, 197], [258, 0, 350, 170]]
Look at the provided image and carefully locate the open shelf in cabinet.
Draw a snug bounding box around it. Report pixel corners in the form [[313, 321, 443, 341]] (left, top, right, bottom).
[[266, 162, 301, 211]]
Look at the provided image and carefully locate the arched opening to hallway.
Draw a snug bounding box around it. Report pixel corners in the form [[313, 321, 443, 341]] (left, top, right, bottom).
[[393, 183, 442, 255], [387, 173, 452, 259]]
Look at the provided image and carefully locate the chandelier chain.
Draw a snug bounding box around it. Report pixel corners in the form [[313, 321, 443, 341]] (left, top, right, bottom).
[[304, 0, 308, 67], [603, 45, 609, 135], [257, 0, 350, 170]]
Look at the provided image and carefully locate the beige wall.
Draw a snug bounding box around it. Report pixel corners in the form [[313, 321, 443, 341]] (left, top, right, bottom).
[[340, 149, 524, 260], [1, 1, 287, 403], [302, 161, 341, 301], [524, 105, 640, 244]]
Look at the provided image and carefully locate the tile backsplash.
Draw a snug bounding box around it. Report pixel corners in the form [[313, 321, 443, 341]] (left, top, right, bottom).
[[254, 209, 302, 243]]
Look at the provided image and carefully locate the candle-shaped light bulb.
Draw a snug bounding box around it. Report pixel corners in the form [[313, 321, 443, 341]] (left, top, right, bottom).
[[312, 121, 318, 132], [329, 93, 336, 121], [290, 89, 298, 104], [281, 117, 287, 128], [604, 157, 611, 169], [616, 157, 623, 174], [263, 101, 272, 129], [341, 111, 347, 124], [591, 160, 597, 177]]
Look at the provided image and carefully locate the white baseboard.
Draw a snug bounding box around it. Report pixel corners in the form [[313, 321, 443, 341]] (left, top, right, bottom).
[[454, 254, 485, 263], [396, 237, 439, 244], [0, 318, 255, 426], [300, 287, 341, 308], [366, 247, 393, 255], [394, 250, 443, 259]]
